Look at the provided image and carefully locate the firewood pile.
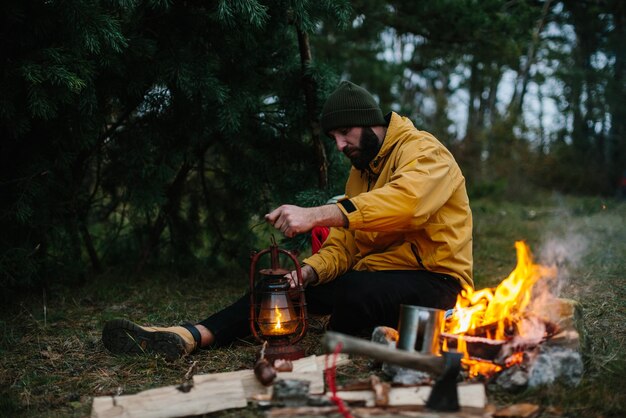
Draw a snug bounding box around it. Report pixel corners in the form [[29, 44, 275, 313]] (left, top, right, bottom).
[[91, 352, 489, 417], [90, 298, 581, 418]]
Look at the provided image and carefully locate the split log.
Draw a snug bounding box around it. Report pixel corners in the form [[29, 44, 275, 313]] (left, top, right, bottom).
[[311, 353, 351, 371], [331, 383, 486, 409], [544, 329, 580, 350], [541, 298, 582, 350], [267, 405, 487, 417], [91, 379, 246, 418], [194, 369, 324, 397], [192, 354, 349, 398], [91, 355, 350, 418], [493, 403, 540, 418]]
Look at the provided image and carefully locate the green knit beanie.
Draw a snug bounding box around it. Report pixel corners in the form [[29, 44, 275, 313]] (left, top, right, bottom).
[[320, 81, 386, 134]]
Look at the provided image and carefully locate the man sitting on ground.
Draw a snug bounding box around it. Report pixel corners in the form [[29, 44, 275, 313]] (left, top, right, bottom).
[[102, 80, 473, 360]]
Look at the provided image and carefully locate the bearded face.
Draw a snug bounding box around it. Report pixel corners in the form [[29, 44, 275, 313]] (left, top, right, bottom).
[[343, 127, 382, 170]]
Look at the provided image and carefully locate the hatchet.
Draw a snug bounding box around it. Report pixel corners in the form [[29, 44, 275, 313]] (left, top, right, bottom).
[[322, 331, 463, 411]]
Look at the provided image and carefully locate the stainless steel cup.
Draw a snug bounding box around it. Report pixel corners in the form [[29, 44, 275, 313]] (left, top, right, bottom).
[[396, 305, 445, 355]]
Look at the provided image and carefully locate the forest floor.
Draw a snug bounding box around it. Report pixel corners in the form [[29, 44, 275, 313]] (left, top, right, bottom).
[[1, 193, 625, 417]]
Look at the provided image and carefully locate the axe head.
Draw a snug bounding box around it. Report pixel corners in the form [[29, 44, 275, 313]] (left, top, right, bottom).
[[426, 351, 463, 411]]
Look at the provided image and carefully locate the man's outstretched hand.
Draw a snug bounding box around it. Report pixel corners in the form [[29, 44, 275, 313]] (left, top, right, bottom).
[[264, 205, 316, 238], [265, 204, 347, 238]]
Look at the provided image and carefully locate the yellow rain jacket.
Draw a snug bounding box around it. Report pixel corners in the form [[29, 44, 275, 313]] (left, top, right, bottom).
[[304, 112, 473, 290]]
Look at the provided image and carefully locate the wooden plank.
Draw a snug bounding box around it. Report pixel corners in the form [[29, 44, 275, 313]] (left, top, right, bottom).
[[314, 353, 351, 370], [545, 329, 579, 350], [535, 297, 582, 334], [194, 368, 324, 396], [194, 369, 260, 398], [190, 354, 350, 398], [291, 354, 320, 372], [268, 405, 487, 417], [289, 353, 352, 372], [334, 383, 486, 409], [91, 354, 349, 417], [91, 378, 246, 418], [493, 403, 540, 418]]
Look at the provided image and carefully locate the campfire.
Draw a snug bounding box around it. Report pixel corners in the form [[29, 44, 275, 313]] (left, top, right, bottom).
[[443, 241, 561, 379]]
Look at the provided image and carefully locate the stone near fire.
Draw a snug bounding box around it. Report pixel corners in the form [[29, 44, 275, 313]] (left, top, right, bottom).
[[495, 365, 529, 393], [271, 379, 311, 407], [493, 297, 584, 392], [388, 367, 432, 385], [371, 326, 432, 385], [371, 326, 398, 347], [528, 345, 583, 388]]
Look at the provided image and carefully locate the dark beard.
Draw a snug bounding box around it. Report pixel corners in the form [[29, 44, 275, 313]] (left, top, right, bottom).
[[345, 127, 382, 170]]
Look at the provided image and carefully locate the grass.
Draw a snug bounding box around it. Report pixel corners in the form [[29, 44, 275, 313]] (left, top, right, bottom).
[[1, 193, 625, 417]]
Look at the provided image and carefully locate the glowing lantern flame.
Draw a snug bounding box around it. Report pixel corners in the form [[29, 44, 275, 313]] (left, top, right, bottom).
[[445, 241, 558, 377], [274, 305, 282, 330]]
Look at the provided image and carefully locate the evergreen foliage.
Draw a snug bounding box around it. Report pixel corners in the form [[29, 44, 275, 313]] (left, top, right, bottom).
[[0, 0, 350, 288], [0, 0, 621, 288]]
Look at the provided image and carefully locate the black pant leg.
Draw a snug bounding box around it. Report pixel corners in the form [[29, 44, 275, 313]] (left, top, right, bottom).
[[196, 279, 350, 347], [197, 294, 251, 347], [197, 270, 461, 346], [306, 270, 461, 337], [196, 283, 342, 347]]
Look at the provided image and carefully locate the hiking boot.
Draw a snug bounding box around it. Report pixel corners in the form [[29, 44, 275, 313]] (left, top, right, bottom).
[[102, 318, 201, 361]]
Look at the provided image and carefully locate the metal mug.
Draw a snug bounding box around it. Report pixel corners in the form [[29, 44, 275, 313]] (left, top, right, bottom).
[[396, 305, 445, 355]]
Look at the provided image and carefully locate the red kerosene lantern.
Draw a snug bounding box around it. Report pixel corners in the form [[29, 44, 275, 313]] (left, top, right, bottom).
[[249, 241, 308, 363]]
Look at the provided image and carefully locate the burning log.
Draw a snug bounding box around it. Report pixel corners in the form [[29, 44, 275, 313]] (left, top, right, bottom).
[[442, 333, 506, 361], [462, 317, 517, 339], [442, 316, 560, 363]]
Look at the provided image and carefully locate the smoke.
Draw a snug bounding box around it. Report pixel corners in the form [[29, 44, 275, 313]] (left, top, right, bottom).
[[540, 232, 588, 283], [521, 231, 587, 331], [538, 216, 590, 296]]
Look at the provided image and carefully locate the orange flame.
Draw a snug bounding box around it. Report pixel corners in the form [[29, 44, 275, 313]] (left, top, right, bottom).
[[274, 305, 282, 330], [464, 358, 503, 379], [445, 241, 557, 377]]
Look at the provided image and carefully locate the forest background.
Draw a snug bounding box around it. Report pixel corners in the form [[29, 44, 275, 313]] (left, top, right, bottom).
[[1, 0, 624, 291], [1, 1, 625, 417]]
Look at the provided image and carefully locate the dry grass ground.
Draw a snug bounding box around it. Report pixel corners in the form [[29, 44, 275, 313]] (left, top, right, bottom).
[[1, 193, 625, 417]]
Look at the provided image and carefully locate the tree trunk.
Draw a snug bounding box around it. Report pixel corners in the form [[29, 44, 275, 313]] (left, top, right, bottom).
[[506, 0, 553, 122], [607, 2, 626, 185], [135, 159, 192, 274], [461, 57, 484, 183], [296, 27, 328, 189], [79, 223, 102, 273]]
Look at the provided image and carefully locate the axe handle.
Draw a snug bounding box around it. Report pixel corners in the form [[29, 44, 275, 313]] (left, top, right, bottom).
[[323, 331, 446, 376]]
